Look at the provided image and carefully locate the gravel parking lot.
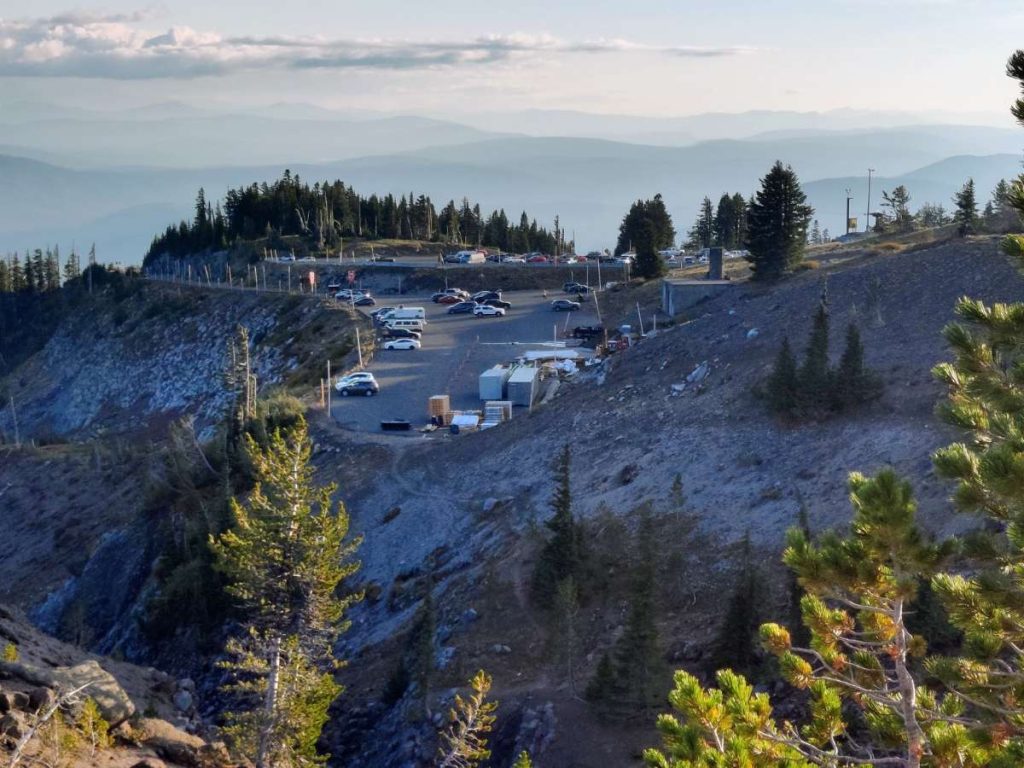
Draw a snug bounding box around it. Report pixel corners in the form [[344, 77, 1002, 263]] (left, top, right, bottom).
[[329, 289, 601, 432]]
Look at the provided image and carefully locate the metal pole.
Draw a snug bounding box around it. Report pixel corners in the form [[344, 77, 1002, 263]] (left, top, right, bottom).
[[636, 302, 645, 336], [845, 188, 852, 235], [327, 360, 331, 416], [8, 396, 20, 449], [356, 326, 363, 368], [866, 169, 875, 233]]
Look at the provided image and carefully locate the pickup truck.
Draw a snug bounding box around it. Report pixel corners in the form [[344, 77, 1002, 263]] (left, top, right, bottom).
[[571, 325, 605, 340]]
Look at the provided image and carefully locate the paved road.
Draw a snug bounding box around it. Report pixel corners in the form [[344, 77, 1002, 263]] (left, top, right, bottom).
[[329, 289, 601, 432]]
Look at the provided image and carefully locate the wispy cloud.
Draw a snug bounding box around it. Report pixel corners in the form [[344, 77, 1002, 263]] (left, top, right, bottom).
[[0, 13, 754, 79]]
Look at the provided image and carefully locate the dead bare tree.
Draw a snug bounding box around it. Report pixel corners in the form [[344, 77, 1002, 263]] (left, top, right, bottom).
[[6, 683, 92, 768]]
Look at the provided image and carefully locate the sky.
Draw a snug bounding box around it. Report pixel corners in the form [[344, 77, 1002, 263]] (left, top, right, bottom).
[[0, 0, 1022, 120]]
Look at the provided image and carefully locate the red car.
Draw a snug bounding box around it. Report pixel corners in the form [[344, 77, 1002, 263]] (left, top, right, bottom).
[[526, 254, 549, 263], [437, 293, 463, 304]]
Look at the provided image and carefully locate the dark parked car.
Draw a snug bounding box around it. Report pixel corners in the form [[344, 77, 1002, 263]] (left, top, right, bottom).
[[572, 325, 605, 339], [337, 380, 379, 397], [551, 299, 581, 312], [354, 295, 376, 306], [471, 290, 502, 302], [563, 282, 590, 294], [447, 301, 477, 314], [382, 327, 422, 339], [482, 298, 512, 310]]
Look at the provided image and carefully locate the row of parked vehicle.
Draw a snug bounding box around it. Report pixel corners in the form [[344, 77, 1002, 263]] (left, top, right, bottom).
[[431, 287, 512, 318]]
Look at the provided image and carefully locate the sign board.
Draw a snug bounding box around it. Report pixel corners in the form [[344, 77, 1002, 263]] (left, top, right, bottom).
[[347, 270, 356, 284], [847, 217, 858, 231]]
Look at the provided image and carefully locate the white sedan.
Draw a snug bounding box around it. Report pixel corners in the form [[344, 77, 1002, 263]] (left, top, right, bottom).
[[335, 372, 376, 391], [473, 305, 506, 317], [383, 338, 422, 351]]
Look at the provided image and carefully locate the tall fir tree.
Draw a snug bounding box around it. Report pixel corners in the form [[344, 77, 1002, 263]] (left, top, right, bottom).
[[953, 178, 979, 236], [634, 220, 666, 279], [531, 444, 586, 609], [709, 534, 763, 675], [615, 195, 676, 256], [798, 299, 831, 410], [745, 161, 813, 280], [766, 337, 800, 417], [211, 419, 362, 768], [688, 197, 715, 249]]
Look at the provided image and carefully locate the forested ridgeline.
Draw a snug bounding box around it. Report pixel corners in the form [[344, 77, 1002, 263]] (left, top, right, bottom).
[[144, 171, 569, 262]]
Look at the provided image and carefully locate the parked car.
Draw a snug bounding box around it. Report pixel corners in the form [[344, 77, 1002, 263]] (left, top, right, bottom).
[[503, 257, 526, 264], [382, 327, 421, 339], [335, 372, 376, 391], [481, 298, 512, 310], [526, 254, 549, 263], [447, 301, 477, 314], [335, 288, 367, 300], [563, 282, 590, 294], [383, 338, 421, 351], [337, 380, 379, 397], [371, 306, 396, 319], [613, 255, 634, 265], [471, 290, 502, 302], [437, 293, 463, 304], [367, 255, 395, 262], [551, 299, 581, 312], [473, 305, 506, 317], [354, 295, 376, 306], [431, 288, 467, 302]]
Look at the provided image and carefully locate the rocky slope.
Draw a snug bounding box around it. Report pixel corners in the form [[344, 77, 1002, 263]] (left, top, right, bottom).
[[0, 282, 368, 442], [4, 236, 1021, 767]]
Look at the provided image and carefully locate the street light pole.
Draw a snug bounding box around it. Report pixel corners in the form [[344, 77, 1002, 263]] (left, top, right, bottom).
[[845, 188, 853, 235], [866, 169, 875, 233]]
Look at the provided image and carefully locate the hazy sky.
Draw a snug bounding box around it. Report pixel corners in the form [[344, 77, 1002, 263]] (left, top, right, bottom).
[[1, 1, 1021, 119]]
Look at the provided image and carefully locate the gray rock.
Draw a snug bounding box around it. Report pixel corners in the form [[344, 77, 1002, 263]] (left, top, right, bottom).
[[482, 498, 499, 513], [28, 686, 56, 712], [461, 608, 479, 624], [139, 717, 205, 767], [130, 759, 166, 768], [172, 689, 193, 712], [0, 711, 28, 739], [0, 659, 135, 725], [490, 644, 512, 655], [177, 678, 195, 692]]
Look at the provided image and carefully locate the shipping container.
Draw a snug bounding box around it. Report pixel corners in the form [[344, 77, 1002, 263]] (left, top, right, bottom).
[[507, 365, 540, 407], [478, 366, 511, 401]]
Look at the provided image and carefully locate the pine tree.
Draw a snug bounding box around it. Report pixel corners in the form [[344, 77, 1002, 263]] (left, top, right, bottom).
[[211, 419, 362, 768], [709, 535, 762, 675], [745, 161, 814, 280], [511, 752, 533, 768], [436, 670, 497, 768], [409, 579, 437, 717], [615, 195, 676, 257], [531, 445, 585, 608], [761, 470, 958, 768], [953, 178, 979, 236], [634, 220, 666, 279], [688, 197, 714, 249], [585, 653, 616, 705], [882, 185, 915, 232], [809, 219, 821, 245], [766, 337, 799, 417], [609, 513, 667, 713], [0, 259, 10, 293], [798, 299, 831, 410], [832, 323, 881, 409]]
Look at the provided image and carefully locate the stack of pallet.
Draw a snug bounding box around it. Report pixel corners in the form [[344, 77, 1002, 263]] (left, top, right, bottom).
[[428, 395, 452, 426], [482, 400, 513, 429]]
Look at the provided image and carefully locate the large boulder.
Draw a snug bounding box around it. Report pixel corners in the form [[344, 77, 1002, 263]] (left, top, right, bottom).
[[0, 659, 135, 725], [138, 718, 205, 767]]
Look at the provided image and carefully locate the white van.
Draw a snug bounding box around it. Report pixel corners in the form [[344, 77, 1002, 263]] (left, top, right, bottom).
[[384, 318, 426, 332], [379, 307, 426, 322]]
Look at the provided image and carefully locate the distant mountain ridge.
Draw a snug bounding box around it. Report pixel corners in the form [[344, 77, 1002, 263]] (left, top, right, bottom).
[[0, 121, 1020, 261]]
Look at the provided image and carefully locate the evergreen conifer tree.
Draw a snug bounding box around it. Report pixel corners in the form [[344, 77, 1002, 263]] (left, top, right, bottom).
[[833, 323, 881, 410], [798, 300, 831, 410], [211, 419, 362, 768], [634, 221, 666, 279], [531, 445, 585, 609], [688, 197, 714, 249], [609, 513, 667, 713], [709, 535, 763, 675], [765, 336, 799, 417], [436, 671, 497, 768], [953, 178, 979, 236], [745, 162, 813, 280]]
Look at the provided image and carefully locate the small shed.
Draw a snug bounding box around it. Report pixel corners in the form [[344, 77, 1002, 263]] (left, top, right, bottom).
[[479, 366, 512, 401], [661, 278, 734, 317]]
